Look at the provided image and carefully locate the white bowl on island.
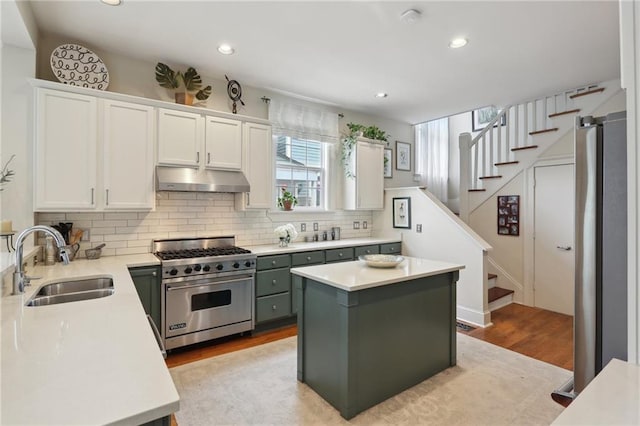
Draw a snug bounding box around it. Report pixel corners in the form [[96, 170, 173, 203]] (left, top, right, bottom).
[[358, 254, 405, 268]]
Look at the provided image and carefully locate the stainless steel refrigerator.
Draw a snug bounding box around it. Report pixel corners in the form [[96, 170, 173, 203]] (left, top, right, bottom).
[[553, 111, 628, 403]]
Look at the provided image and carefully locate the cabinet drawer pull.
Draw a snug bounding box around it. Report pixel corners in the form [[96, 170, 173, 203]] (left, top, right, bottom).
[[272, 260, 277, 265], [272, 279, 277, 285], [152, 271, 157, 277], [91, 187, 95, 205], [105, 189, 109, 205], [272, 305, 277, 310], [339, 253, 343, 257], [196, 151, 200, 163], [306, 256, 311, 261], [207, 152, 211, 164], [366, 249, 371, 254]]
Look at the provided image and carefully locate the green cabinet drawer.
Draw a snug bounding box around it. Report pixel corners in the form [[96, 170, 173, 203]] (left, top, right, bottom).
[[257, 254, 291, 270], [291, 250, 325, 266], [354, 245, 380, 257], [256, 268, 291, 297], [380, 243, 401, 254], [325, 247, 354, 263], [256, 292, 291, 323]]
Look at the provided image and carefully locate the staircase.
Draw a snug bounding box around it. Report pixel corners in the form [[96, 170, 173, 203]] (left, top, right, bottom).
[[487, 273, 513, 311], [458, 80, 622, 219]]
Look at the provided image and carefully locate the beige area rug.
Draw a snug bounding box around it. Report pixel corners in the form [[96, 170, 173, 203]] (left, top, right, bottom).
[[170, 334, 570, 425]]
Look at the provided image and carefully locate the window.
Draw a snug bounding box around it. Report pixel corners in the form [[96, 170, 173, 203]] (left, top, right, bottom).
[[274, 135, 326, 209]]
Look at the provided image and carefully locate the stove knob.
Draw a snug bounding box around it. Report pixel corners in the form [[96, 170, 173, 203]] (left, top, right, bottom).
[[233, 262, 240, 269], [184, 267, 193, 274], [194, 264, 202, 272], [169, 268, 178, 276], [216, 264, 224, 271], [244, 261, 252, 268], [203, 265, 211, 272]]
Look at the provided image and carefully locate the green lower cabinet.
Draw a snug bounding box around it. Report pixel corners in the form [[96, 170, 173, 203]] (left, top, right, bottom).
[[256, 292, 291, 323], [129, 266, 161, 327], [380, 242, 401, 254], [354, 245, 380, 257], [325, 247, 354, 263]]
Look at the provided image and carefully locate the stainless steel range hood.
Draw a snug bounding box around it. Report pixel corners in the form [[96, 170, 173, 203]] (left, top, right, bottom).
[[156, 166, 250, 193]]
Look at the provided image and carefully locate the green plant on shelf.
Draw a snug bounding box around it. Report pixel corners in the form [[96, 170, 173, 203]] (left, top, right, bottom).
[[341, 123, 389, 178], [277, 188, 298, 211]]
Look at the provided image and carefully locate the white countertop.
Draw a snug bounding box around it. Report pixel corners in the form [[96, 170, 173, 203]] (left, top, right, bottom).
[[552, 359, 640, 425], [246, 237, 401, 256], [0, 254, 179, 426], [290, 256, 465, 292]]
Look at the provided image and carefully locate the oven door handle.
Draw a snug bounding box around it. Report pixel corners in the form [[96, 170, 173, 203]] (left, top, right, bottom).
[[166, 276, 252, 292], [147, 314, 167, 359]]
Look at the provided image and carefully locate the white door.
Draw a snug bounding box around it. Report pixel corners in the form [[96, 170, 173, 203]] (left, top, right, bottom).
[[205, 116, 242, 170], [534, 163, 575, 315], [241, 123, 272, 209], [355, 141, 384, 210], [35, 88, 97, 210], [102, 100, 155, 210], [157, 108, 203, 167]]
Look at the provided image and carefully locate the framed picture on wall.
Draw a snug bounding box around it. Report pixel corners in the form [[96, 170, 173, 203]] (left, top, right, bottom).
[[472, 105, 506, 132], [383, 148, 393, 178], [396, 141, 411, 171], [497, 195, 519, 236], [392, 197, 411, 229]]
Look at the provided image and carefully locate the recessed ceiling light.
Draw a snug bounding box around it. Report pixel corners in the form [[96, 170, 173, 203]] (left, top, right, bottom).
[[217, 44, 235, 55], [100, 0, 121, 5], [449, 38, 468, 49], [375, 92, 388, 98]]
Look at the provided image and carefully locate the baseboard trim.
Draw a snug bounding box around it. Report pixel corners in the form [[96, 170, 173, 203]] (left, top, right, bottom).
[[456, 305, 491, 328]]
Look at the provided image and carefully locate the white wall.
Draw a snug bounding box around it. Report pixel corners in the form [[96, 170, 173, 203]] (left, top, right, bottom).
[[372, 187, 492, 327], [1, 1, 38, 251], [619, 0, 639, 365]]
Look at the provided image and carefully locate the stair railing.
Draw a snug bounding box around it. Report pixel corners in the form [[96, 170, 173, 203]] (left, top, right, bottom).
[[458, 83, 603, 222]]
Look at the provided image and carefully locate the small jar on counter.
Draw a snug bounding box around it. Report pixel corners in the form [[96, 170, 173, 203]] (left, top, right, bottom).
[[45, 236, 56, 266]]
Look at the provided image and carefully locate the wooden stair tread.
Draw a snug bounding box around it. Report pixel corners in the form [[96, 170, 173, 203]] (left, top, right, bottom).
[[495, 161, 519, 166], [548, 108, 581, 118], [569, 87, 605, 99], [468, 188, 486, 192], [479, 175, 503, 180], [529, 128, 559, 135], [488, 273, 498, 280], [488, 286, 514, 303], [511, 145, 538, 152]]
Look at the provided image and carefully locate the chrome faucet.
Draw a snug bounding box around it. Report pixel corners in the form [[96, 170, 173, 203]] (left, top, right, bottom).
[[12, 225, 69, 295]]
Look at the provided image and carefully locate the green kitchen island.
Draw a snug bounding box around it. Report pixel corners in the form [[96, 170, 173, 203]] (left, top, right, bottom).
[[290, 256, 464, 420]]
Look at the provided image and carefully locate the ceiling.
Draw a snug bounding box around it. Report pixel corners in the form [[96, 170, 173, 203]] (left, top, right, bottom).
[[26, 1, 621, 124]]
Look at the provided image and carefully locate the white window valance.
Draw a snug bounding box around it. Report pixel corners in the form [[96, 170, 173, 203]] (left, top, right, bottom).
[[268, 99, 339, 143]]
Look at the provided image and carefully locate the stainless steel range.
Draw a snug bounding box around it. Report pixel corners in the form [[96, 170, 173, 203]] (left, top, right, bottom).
[[153, 236, 256, 350]]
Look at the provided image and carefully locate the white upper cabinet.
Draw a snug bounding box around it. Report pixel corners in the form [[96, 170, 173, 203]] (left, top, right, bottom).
[[35, 89, 98, 210], [236, 122, 273, 209], [157, 108, 203, 167], [205, 116, 242, 170], [344, 140, 384, 210], [34, 88, 155, 211], [157, 109, 242, 170], [102, 100, 155, 210]]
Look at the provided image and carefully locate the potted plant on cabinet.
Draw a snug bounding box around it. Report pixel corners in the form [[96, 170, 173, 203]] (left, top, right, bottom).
[[154, 62, 212, 105], [277, 188, 298, 211], [341, 123, 388, 178]]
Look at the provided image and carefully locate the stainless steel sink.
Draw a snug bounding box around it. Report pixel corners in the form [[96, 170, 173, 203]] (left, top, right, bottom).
[[26, 277, 114, 307], [26, 289, 115, 306], [35, 277, 113, 296]]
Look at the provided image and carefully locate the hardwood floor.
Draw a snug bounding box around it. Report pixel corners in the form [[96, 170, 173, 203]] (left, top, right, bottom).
[[165, 324, 297, 368], [460, 303, 574, 370]]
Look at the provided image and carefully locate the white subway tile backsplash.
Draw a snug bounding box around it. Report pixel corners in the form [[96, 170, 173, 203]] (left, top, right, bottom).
[[35, 191, 373, 257]]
